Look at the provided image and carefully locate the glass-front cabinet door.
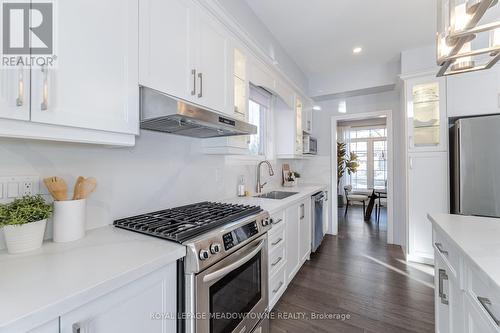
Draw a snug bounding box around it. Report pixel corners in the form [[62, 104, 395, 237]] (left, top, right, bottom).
[[295, 97, 303, 155], [406, 76, 447, 152]]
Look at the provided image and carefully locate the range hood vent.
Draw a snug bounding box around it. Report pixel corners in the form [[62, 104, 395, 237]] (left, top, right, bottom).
[[140, 87, 257, 138]]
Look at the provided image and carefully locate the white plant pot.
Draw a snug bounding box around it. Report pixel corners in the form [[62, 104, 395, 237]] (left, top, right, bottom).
[[3, 219, 47, 254]]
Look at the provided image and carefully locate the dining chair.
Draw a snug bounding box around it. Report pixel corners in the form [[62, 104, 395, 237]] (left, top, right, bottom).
[[344, 185, 369, 215]]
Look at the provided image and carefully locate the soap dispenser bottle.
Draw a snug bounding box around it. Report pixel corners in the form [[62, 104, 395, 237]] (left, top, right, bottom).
[[237, 176, 246, 197]]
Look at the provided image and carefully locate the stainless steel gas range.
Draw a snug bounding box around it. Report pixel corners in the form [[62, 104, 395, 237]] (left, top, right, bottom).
[[114, 202, 271, 333]]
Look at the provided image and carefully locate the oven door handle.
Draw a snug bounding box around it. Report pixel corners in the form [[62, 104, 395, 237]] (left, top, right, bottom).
[[203, 239, 265, 283]]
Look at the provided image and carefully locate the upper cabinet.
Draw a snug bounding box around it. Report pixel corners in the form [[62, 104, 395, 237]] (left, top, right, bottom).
[[276, 93, 305, 159], [447, 68, 500, 118], [295, 96, 303, 155], [138, 0, 191, 102], [139, 0, 231, 115], [0, 0, 139, 146], [30, 0, 139, 135], [405, 75, 447, 152]]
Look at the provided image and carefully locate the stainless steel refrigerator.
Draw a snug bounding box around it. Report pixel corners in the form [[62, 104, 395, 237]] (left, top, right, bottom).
[[451, 115, 500, 217]]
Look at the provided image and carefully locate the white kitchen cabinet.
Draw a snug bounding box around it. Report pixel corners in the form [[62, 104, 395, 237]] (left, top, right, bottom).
[[302, 107, 313, 135], [0, 66, 30, 121], [405, 75, 447, 152], [60, 264, 176, 333], [285, 203, 300, 281], [435, 250, 463, 333], [447, 67, 500, 118], [248, 58, 275, 93], [139, 0, 231, 115], [276, 94, 304, 159], [193, 6, 229, 114], [139, 0, 192, 102], [30, 0, 138, 135], [407, 152, 448, 264], [464, 296, 498, 333], [298, 198, 312, 264]]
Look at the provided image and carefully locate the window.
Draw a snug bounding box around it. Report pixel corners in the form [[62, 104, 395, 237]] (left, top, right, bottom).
[[248, 85, 270, 156], [349, 126, 387, 190]]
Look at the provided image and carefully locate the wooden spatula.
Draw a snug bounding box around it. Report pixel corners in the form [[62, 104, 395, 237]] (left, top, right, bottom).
[[72, 176, 85, 200], [74, 177, 97, 200], [43, 177, 68, 201]]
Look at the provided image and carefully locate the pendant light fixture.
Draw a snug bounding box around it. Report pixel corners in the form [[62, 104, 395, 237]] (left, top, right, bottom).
[[437, 0, 500, 76]]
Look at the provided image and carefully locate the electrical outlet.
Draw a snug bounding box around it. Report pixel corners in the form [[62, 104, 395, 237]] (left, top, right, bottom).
[[0, 176, 40, 203]]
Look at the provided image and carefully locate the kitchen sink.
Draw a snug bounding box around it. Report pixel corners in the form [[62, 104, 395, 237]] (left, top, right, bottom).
[[254, 191, 298, 200]]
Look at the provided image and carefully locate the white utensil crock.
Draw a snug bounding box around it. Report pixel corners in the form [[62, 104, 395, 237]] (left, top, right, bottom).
[[53, 199, 86, 243], [3, 219, 47, 254]]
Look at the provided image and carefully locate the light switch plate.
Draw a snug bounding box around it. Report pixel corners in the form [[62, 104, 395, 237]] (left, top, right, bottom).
[[0, 176, 40, 203]]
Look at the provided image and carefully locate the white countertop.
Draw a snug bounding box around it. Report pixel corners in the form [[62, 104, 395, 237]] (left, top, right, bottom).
[[0, 226, 185, 331], [428, 213, 500, 288], [223, 184, 328, 214]]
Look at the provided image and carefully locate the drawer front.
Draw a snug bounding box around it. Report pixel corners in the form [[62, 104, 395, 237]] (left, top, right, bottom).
[[466, 263, 500, 331], [269, 263, 286, 310], [434, 228, 461, 278], [268, 224, 285, 253], [464, 295, 498, 333], [268, 242, 285, 276], [269, 210, 285, 228]]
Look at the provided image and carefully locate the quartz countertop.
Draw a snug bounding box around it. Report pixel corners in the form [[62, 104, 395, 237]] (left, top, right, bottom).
[[223, 184, 328, 214], [428, 213, 500, 288], [0, 225, 185, 331]]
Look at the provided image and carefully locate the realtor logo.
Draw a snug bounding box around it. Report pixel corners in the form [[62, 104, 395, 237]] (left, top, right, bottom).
[[2, 2, 53, 55]]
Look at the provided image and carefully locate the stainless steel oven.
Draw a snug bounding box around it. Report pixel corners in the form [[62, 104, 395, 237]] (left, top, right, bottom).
[[183, 213, 271, 333]]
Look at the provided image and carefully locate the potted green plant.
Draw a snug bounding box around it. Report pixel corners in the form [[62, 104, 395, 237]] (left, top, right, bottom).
[[0, 195, 52, 254], [337, 142, 359, 206]]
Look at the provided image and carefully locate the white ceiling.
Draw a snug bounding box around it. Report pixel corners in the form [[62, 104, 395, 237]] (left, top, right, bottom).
[[245, 0, 436, 79]]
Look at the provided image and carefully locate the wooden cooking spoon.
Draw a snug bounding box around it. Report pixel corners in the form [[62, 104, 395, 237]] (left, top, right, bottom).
[[74, 177, 97, 200], [43, 177, 68, 201], [72, 176, 85, 200]]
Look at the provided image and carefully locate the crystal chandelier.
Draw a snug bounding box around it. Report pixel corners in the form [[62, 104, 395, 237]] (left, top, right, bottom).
[[437, 0, 500, 76]]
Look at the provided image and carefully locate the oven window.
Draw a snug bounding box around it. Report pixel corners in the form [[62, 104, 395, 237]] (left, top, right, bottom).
[[210, 252, 261, 333]]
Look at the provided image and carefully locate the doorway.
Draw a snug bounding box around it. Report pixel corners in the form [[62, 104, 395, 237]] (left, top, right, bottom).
[[330, 110, 394, 244]]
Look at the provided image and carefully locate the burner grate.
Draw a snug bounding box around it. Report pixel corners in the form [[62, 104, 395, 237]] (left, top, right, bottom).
[[113, 202, 262, 243]]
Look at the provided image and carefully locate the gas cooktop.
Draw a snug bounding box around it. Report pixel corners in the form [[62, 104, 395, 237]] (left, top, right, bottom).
[[113, 201, 263, 243]]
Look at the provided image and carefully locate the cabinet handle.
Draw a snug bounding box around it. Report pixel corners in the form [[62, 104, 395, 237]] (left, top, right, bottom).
[[438, 269, 449, 305], [435, 242, 448, 256], [271, 238, 283, 246], [191, 69, 196, 96], [197, 72, 203, 98], [40, 66, 49, 111], [272, 218, 283, 225], [409, 157, 413, 170], [300, 204, 305, 220], [16, 66, 24, 107], [271, 256, 282, 267], [272, 281, 284, 294], [478, 296, 500, 326]]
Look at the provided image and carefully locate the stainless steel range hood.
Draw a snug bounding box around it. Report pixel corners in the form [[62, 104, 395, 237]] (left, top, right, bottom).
[[140, 87, 257, 138]]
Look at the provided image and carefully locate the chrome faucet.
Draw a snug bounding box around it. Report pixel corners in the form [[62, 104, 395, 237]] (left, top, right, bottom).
[[256, 160, 275, 193]]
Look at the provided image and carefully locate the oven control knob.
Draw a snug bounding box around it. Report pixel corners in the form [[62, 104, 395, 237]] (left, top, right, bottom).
[[210, 243, 221, 254], [199, 249, 210, 260], [262, 218, 270, 227]]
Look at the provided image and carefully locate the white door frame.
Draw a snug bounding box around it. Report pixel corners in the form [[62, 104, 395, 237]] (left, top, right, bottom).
[[329, 110, 395, 244]]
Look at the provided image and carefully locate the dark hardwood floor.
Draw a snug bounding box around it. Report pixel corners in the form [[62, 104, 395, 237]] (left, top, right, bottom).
[[269, 206, 435, 333]]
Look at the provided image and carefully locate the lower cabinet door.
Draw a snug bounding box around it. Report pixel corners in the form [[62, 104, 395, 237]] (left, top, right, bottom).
[[285, 204, 299, 281], [298, 198, 311, 263], [60, 264, 176, 333], [435, 252, 464, 333]]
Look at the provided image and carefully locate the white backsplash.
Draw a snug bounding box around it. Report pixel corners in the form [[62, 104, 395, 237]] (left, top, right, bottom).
[[0, 131, 282, 249]]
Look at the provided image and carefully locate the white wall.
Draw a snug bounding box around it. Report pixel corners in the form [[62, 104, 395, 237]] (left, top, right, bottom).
[[0, 132, 282, 249], [288, 90, 407, 246]]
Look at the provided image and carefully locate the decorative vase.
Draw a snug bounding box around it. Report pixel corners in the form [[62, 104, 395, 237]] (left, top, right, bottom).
[[3, 219, 47, 254]]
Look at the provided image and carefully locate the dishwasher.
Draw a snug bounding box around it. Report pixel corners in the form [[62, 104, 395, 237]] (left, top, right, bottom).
[[311, 191, 328, 252]]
